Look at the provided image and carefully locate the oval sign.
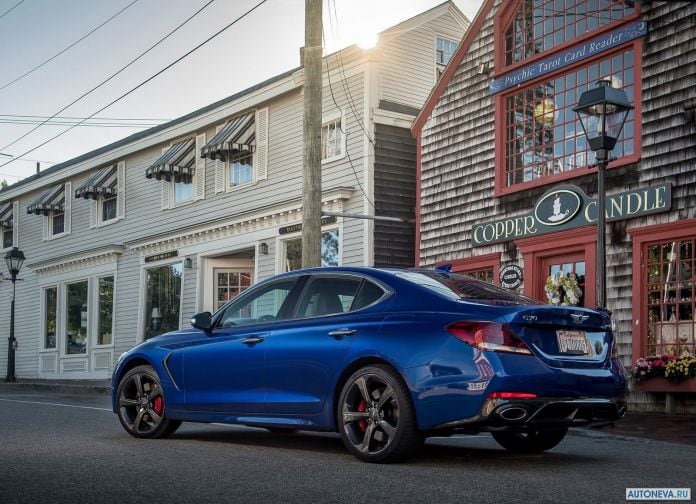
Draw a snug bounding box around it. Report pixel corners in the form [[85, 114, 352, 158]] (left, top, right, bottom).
[[499, 264, 523, 290], [534, 189, 581, 226]]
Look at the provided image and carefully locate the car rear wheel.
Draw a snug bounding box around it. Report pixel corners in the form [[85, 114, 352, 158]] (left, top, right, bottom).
[[491, 428, 568, 453], [338, 365, 422, 463], [116, 365, 181, 439]]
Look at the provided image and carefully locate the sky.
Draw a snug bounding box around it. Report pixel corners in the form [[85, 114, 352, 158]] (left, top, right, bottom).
[[0, 0, 483, 185]]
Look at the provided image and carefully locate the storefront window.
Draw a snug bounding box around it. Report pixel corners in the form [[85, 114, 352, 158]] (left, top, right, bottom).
[[646, 239, 695, 356], [463, 267, 495, 284], [66, 281, 88, 354], [284, 230, 339, 272], [145, 263, 183, 340], [98, 276, 114, 345], [45, 287, 57, 349]]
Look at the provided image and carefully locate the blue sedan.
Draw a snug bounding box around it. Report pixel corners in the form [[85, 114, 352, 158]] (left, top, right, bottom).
[[112, 266, 627, 463]]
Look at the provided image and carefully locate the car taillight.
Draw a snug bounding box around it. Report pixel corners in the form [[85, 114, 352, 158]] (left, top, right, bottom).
[[446, 322, 533, 355], [488, 392, 537, 399]]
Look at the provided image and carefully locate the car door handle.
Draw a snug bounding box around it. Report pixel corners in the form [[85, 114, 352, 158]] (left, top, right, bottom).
[[328, 329, 357, 338], [242, 336, 265, 346]]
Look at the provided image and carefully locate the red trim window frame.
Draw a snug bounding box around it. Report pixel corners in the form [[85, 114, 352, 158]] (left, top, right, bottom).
[[628, 220, 696, 367], [492, 0, 642, 196], [449, 252, 502, 285], [516, 226, 597, 305]]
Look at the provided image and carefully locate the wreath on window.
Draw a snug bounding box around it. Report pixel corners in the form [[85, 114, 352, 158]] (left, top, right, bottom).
[[544, 271, 582, 306]]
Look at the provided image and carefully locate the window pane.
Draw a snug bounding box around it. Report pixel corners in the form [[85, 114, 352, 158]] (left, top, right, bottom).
[[285, 238, 303, 272], [102, 197, 117, 221], [352, 281, 385, 310], [285, 230, 340, 271], [230, 154, 253, 185], [52, 213, 65, 235], [98, 276, 114, 345], [2, 228, 13, 249], [145, 263, 183, 340], [174, 182, 193, 203], [219, 279, 295, 327], [45, 287, 57, 349], [296, 277, 362, 318], [321, 119, 342, 160], [66, 281, 88, 354]]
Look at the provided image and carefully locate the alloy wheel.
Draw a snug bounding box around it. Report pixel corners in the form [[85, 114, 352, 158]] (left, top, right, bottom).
[[118, 370, 166, 435]]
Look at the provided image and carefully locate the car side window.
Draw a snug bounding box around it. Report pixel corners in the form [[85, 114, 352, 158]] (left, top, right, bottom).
[[351, 280, 385, 310], [218, 279, 296, 328], [296, 276, 362, 318]]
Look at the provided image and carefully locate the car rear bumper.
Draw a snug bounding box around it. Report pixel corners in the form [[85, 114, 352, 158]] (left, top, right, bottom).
[[432, 396, 627, 433]]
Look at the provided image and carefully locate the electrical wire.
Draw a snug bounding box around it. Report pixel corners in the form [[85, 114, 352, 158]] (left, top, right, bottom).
[[0, 0, 216, 154], [0, 0, 270, 170], [0, 0, 24, 22], [0, 114, 172, 121], [0, 0, 140, 91]]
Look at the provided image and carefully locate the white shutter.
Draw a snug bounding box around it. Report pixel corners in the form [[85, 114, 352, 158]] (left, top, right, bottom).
[[254, 107, 269, 181], [90, 200, 97, 229], [117, 161, 126, 218], [195, 133, 206, 200], [11, 201, 18, 247], [64, 182, 71, 235], [160, 147, 171, 210], [214, 124, 225, 193]]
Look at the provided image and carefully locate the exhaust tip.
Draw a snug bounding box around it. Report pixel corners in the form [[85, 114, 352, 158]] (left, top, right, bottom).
[[498, 406, 529, 422]]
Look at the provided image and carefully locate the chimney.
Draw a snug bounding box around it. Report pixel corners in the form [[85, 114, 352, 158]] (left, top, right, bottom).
[[36, 162, 40, 174]]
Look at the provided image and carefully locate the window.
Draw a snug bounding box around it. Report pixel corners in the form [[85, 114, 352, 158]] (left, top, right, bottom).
[[174, 181, 193, 204], [2, 227, 12, 249], [284, 229, 340, 272], [44, 287, 57, 349], [66, 281, 88, 354], [296, 276, 362, 318], [451, 253, 501, 286], [97, 276, 114, 345], [215, 270, 252, 311], [218, 279, 296, 328], [51, 211, 65, 236], [464, 268, 495, 284], [321, 116, 344, 161], [229, 152, 254, 186], [144, 263, 183, 340], [436, 36, 458, 78], [0, 201, 14, 249], [645, 239, 695, 357], [495, 0, 640, 194], [101, 195, 117, 222]]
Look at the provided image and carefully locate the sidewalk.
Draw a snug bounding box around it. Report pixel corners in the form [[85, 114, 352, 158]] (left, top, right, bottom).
[[2, 379, 695, 446]]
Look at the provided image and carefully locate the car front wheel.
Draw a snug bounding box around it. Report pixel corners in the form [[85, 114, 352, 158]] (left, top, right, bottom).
[[116, 365, 181, 439], [491, 428, 568, 453], [338, 365, 422, 463]]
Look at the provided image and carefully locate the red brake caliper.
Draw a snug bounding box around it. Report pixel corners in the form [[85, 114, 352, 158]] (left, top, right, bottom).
[[152, 396, 164, 416], [357, 400, 367, 433]]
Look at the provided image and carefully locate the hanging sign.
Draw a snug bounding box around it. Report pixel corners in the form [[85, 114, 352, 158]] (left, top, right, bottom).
[[144, 250, 178, 263], [489, 21, 648, 94], [472, 183, 671, 247], [499, 264, 524, 290], [279, 215, 337, 235]]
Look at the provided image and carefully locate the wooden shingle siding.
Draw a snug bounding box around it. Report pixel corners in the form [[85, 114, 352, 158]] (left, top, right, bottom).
[[373, 124, 416, 267]]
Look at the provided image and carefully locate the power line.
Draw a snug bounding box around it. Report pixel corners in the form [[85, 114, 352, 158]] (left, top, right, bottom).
[[0, 0, 24, 22], [0, 0, 217, 154], [0, 0, 270, 170], [0, 114, 172, 121], [0, 120, 162, 128], [0, 0, 140, 91]]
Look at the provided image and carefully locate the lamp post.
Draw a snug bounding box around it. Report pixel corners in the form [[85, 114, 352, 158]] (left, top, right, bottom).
[[4, 247, 24, 382], [574, 80, 633, 311]]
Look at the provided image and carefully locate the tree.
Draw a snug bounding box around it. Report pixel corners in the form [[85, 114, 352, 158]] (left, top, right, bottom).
[[0, 179, 7, 190]]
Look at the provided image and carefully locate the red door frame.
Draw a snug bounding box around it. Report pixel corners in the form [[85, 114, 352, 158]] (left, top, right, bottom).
[[516, 226, 597, 306]]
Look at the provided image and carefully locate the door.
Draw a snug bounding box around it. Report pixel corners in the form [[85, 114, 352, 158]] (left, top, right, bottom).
[[540, 252, 587, 307], [181, 277, 298, 413], [213, 268, 252, 312]]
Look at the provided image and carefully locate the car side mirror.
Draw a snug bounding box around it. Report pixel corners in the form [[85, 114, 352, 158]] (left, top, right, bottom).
[[190, 312, 213, 332]]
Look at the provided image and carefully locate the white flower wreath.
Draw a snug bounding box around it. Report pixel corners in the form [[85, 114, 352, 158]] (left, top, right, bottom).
[[544, 271, 582, 306]]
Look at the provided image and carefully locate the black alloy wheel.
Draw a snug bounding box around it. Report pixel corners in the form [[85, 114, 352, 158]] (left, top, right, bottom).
[[116, 365, 181, 439], [338, 365, 422, 463], [491, 427, 569, 453]]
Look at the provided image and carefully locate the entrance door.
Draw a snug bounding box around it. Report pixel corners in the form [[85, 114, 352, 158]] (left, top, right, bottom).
[[540, 253, 587, 307], [213, 269, 252, 312]]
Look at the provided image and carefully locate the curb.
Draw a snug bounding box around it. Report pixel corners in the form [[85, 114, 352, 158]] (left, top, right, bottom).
[[0, 382, 111, 395]]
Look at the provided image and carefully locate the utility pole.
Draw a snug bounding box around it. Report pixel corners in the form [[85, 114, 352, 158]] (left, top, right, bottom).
[[301, 0, 322, 268]]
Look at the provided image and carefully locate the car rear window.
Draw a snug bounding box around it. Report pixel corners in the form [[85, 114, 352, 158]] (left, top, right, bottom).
[[395, 271, 536, 305]]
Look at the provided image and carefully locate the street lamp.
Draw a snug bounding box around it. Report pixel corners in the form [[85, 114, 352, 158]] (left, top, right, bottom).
[[574, 79, 633, 311], [4, 247, 25, 382]]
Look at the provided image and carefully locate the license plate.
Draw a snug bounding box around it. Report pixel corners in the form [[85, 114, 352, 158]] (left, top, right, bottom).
[[556, 330, 590, 355]]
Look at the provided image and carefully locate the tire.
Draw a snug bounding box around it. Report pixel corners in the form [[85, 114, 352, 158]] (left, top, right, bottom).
[[337, 364, 422, 463], [116, 364, 181, 439], [491, 428, 568, 453]]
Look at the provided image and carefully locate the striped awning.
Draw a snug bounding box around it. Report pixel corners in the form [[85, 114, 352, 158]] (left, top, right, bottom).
[[145, 138, 196, 183], [27, 184, 65, 216], [200, 113, 255, 161], [0, 201, 12, 228], [74, 163, 117, 200]]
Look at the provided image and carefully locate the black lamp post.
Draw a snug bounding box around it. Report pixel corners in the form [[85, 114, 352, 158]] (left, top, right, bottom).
[[5, 247, 24, 382], [574, 80, 633, 311]]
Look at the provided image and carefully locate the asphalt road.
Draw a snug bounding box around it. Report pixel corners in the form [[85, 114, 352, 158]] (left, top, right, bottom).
[[0, 386, 693, 504]]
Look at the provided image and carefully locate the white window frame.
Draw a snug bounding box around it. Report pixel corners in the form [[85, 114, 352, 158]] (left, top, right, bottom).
[[137, 258, 185, 343], [435, 35, 458, 80], [226, 150, 255, 190], [1, 226, 13, 251], [45, 182, 71, 241], [41, 285, 59, 351], [276, 225, 342, 273], [63, 279, 90, 357], [98, 194, 118, 224], [49, 210, 66, 238], [162, 136, 205, 209], [93, 161, 125, 227], [172, 180, 195, 206], [94, 274, 116, 348], [321, 111, 346, 163], [0, 201, 16, 252]]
